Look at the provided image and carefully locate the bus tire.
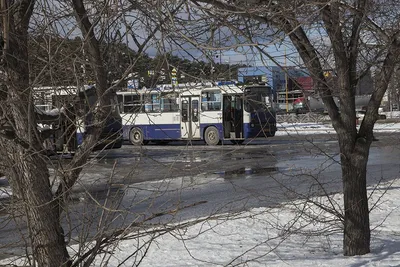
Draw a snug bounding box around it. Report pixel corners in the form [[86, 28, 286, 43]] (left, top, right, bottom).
[[204, 126, 220, 146], [130, 127, 146, 146]]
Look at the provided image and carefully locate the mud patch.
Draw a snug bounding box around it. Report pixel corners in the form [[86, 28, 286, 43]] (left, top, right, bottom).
[[214, 166, 278, 179]]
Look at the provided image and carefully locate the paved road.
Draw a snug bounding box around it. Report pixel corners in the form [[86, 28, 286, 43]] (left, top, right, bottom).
[[0, 133, 399, 259]]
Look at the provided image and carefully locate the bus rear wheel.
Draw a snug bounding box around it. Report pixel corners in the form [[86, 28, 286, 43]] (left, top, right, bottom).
[[130, 127, 146, 146], [204, 126, 220, 146]]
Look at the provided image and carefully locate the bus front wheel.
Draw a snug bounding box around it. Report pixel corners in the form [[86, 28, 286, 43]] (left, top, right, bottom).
[[204, 126, 220, 146], [130, 127, 146, 146]]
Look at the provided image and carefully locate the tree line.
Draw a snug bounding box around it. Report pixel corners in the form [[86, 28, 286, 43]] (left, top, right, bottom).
[[28, 36, 239, 88]]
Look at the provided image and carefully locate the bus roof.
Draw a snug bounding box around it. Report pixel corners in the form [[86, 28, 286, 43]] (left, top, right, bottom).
[[33, 85, 97, 95], [117, 84, 244, 95]]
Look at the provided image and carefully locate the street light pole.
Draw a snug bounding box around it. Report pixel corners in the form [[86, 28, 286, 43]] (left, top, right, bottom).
[[225, 58, 231, 80], [285, 47, 288, 112]]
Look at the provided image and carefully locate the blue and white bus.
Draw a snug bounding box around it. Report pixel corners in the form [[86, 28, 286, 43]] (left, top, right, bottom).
[[34, 85, 123, 153], [117, 84, 276, 146]]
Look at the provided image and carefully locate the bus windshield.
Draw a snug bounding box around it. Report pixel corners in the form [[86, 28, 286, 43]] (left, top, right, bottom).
[[244, 86, 273, 112]]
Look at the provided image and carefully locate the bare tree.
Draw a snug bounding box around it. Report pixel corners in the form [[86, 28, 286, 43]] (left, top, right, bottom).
[[183, 0, 400, 256], [0, 0, 185, 265], [0, 0, 71, 265]]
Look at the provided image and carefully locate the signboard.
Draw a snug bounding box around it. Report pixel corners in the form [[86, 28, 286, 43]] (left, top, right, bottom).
[[127, 79, 139, 89], [171, 68, 178, 85]]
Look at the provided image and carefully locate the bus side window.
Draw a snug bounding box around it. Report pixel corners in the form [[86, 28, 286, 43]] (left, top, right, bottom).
[[144, 93, 153, 112], [133, 94, 143, 113], [182, 100, 189, 122], [151, 93, 160, 112], [201, 91, 221, 111], [201, 102, 207, 111], [170, 98, 179, 111], [161, 93, 179, 112], [124, 95, 143, 113], [117, 95, 123, 113], [124, 95, 131, 113]]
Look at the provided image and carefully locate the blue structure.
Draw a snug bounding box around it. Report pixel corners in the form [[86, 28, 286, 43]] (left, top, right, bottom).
[[238, 66, 309, 92], [237, 66, 274, 87]]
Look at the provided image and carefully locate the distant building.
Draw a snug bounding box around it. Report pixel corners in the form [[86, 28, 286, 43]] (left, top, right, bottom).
[[237, 65, 374, 113], [270, 66, 309, 92], [356, 70, 374, 95], [237, 66, 309, 91], [296, 77, 313, 91], [237, 66, 310, 111], [237, 66, 274, 87]]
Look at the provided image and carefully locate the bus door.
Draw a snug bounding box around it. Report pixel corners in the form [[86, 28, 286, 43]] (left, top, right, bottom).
[[223, 95, 243, 139], [181, 96, 200, 139]]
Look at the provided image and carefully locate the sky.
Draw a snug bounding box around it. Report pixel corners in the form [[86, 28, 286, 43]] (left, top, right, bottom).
[[1, 118, 400, 266]]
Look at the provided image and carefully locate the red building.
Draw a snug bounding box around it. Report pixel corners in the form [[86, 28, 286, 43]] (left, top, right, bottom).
[[296, 76, 313, 91]]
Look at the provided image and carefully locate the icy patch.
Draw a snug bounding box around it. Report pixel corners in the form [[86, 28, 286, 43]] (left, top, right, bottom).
[[0, 176, 11, 199]]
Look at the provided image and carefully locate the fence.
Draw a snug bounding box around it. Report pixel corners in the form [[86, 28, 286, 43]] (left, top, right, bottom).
[[276, 113, 331, 123]]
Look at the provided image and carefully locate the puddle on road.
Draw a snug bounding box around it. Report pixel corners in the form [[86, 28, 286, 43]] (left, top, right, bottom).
[[0, 178, 9, 187], [230, 155, 264, 160], [214, 166, 278, 179], [69, 184, 126, 203]]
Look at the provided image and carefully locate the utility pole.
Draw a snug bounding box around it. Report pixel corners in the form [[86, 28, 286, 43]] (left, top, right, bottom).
[[226, 58, 231, 80], [210, 24, 216, 82], [218, 28, 222, 65], [1, 0, 9, 53], [285, 47, 289, 112]]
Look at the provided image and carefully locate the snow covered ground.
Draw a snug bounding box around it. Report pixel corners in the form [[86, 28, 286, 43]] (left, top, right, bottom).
[[2, 122, 400, 266], [92, 179, 399, 267], [4, 178, 400, 266], [276, 121, 400, 136], [90, 121, 400, 266], [0, 177, 10, 200]]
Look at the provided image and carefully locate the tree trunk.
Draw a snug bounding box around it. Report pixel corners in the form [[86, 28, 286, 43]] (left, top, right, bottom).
[[4, 78, 72, 266], [339, 134, 371, 256], [7, 147, 71, 266], [1, 0, 71, 261]]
